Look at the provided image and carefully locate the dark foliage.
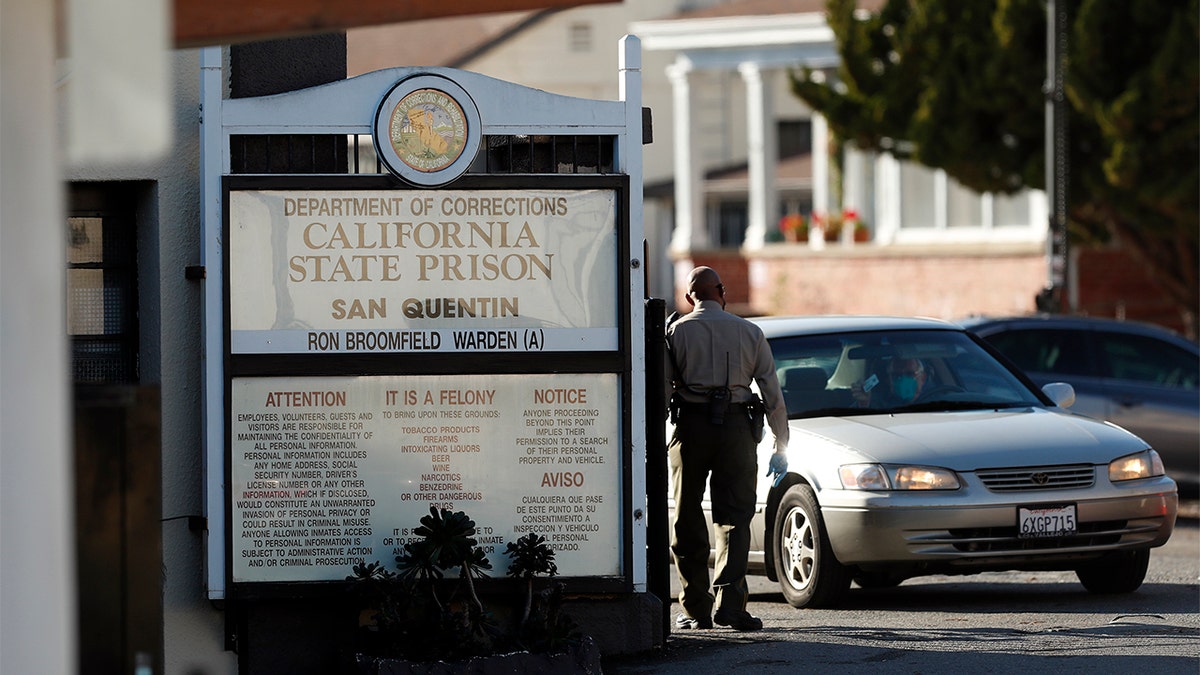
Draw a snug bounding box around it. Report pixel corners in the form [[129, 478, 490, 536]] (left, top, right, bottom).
[[348, 508, 581, 663]]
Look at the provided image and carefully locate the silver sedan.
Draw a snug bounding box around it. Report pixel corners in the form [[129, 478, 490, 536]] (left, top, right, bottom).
[[690, 316, 1179, 608]]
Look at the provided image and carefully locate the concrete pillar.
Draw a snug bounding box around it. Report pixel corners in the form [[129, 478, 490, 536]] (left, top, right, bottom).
[[874, 153, 901, 244], [667, 58, 706, 253], [842, 143, 865, 245], [934, 169, 949, 230], [739, 62, 777, 251], [810, 112, 829, 250], [1, 0, 75, 673]]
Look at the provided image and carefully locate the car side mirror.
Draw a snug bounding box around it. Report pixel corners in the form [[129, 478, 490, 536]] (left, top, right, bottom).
[[1042, 382, 1076, 408]]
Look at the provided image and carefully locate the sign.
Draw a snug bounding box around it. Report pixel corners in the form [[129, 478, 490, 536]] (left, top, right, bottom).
[[228, 188, 620, 353], [212, 59, 644, 602], [230, 373, 623, 583]]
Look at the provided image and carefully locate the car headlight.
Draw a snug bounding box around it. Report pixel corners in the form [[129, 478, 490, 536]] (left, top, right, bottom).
[[1108, 449, 1165, 482], [839, 464, 961, 490]]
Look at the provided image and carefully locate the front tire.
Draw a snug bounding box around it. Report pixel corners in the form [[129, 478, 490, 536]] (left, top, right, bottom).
[[1075, 549, 1150, 594], [773, 484, 852, 608]]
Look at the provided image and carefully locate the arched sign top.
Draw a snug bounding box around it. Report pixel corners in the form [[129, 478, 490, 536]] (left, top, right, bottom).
[[373, 74, 482, 187]]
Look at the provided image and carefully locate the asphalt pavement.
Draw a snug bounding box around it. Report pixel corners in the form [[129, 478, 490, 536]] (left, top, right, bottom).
[[601, 500, 1200, 674]]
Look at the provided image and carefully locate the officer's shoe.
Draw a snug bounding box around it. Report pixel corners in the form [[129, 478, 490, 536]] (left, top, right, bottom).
[[675, 613, 713, 630], [713, 609, 763, 632]]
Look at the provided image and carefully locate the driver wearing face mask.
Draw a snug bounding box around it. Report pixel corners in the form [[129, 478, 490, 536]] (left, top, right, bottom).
[[887, 358, 927, 402], [851, 357, 928, 407]]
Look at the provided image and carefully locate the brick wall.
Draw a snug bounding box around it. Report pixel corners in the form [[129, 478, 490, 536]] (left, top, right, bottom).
[[1075, 245, 1190, 336], [671, 244, 1192, 338], [678, 246, 1045, 322], [670, 253, 750, 310]]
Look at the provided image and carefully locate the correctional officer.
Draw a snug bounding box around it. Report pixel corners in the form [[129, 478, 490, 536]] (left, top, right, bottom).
[[666, 266, 789, 631]]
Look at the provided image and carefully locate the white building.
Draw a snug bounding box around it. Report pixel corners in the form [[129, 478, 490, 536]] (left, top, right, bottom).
[[350, 0, 1050, 316]]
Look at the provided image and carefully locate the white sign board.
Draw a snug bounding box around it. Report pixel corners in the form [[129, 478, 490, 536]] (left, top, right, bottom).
[[229, 189, 619, 353], [230, 373, 622, 583]]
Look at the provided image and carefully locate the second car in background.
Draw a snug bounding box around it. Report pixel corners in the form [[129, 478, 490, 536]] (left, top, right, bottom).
[[962, 314, 1199, 489]]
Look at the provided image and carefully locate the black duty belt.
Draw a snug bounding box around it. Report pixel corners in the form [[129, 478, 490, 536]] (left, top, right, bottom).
[[678, 401, 749, 410]]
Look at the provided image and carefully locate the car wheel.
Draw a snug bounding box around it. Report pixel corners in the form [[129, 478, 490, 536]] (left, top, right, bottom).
[[773, 483, 852, 608], [1075, 549, 1150, 594]]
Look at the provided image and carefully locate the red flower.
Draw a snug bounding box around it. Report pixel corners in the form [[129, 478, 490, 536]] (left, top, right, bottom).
[[778, 213, 805, 233]]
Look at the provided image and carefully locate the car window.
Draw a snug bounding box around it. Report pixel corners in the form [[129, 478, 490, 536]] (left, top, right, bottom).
[[983, 328, 1092, 377], [1096, 331, 1199, 390], [767, 335, 840, 370], [768, 329, 1042, 417]]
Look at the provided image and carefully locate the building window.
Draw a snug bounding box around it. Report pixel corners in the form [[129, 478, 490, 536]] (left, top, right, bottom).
[[713, 200, 748, 248], [993, 190, 1031, 227], [568, 22, 592, 52], [947, 178, 982, 228], [777, 119, 812, 158], [899, 162, 937, 229], [68, 185, 139, 384], [890, 157, 1039, 237]]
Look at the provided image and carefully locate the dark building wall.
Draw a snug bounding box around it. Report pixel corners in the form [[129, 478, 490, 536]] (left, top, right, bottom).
[[230, 34, 347, 99]]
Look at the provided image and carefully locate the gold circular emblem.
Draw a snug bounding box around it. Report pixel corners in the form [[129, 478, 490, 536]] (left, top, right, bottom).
[[387, 89, 468, 173]]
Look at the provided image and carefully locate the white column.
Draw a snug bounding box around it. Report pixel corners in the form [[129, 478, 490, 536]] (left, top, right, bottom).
[[2, 0, 75, 673], [809, 113, 830, 249], [199, 45, 229, 599], [842, 143, 865, 245], [667, 58, 706, 253], [811, 112, 830, 217], [618, 34, 648, 593], [934, 169, 948, 230], [981, 192, 995, 231], [874, 153, 901, 244], [739, 63, 777, 251]]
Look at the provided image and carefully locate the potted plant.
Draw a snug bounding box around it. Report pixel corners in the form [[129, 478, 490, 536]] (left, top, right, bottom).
[[812, 209, 870, 243], [348, 507, 600, 674], [842, 208, 870, 242], [778, 213, 808, 242], [811, 211, 841, 242]]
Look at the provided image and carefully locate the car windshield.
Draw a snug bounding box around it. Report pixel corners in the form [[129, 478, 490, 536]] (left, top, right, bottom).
[[768, 329, 1046, 418]]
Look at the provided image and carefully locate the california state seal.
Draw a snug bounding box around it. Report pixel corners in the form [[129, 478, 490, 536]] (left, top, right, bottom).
[[387, 89, 468, 173]]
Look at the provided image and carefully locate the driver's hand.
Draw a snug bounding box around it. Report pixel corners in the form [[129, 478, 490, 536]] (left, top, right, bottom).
[[850, 382, 871, 406]]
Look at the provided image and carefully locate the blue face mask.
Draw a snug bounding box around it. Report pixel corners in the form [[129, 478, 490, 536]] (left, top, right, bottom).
[[892, 375, 919, 401]]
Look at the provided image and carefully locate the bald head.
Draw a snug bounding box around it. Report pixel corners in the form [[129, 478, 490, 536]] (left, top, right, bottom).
[[686, 266, 725, 306]]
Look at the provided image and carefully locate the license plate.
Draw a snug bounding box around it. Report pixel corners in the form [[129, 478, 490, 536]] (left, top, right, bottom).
[[1018, 504, 1077, 538]]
